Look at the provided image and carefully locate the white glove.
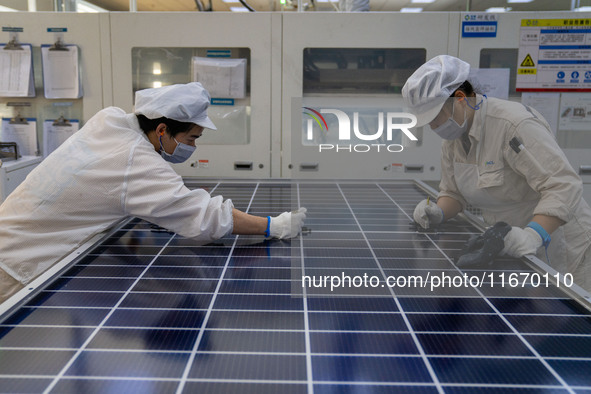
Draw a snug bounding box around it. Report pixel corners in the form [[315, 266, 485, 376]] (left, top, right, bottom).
[[269, 207, 307, 239], [501, 226, 542, 257], [413, 199, 444, 229]]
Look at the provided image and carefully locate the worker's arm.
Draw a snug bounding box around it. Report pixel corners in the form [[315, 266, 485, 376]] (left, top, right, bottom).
[[436, 195, 463, 222], [231, 208, 268, 235]]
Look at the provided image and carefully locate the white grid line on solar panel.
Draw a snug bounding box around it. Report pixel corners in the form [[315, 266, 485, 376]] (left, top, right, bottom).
[[175, 182, 260, 394], [335, 183, 445, 393], [376, 184, 579, 392], [4, 325, 591, 338], [41, 234, 178, 394], [3, 374, 588, 391], [1, 348, 577, 360], [295, 183, 315, 394]]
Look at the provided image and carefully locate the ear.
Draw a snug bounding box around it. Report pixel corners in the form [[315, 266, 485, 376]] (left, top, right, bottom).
[[155, 123, 167, 136], [454, 90, 467, 99]]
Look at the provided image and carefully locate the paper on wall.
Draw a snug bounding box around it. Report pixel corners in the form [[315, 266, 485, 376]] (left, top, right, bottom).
[[521, 92, 560, 136], [43, 119, 79, 156], [1, 118, 38, 156], [0, 44, 35, 97], [192, 57, 247, 99], [41, 45, 82, 99]]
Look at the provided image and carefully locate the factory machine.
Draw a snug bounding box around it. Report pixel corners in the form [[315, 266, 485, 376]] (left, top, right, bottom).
[[108, 12, 280, 179], [281, 12, 459, 181]]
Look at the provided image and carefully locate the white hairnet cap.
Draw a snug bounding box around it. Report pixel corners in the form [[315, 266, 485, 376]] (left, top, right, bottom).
[[402, 55, 470, 127], [134, 82, 217, 130]]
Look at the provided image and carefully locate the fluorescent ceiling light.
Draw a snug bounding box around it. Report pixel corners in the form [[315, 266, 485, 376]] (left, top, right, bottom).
[[77, 0, 107, 12], [230, 6, 249, 11], [400, 7, 423, 12], [575, 6, 591, 11], [485, 7, 512, 12], [507, 0, 533, 3], [221, 0, 239, 2], [316, 0, 339, 2], [0, 5, 17, 11], [411, 0, 435, 3]]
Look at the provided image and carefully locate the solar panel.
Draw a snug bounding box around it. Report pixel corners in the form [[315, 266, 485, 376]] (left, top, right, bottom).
[[1, 181, 591, 393]]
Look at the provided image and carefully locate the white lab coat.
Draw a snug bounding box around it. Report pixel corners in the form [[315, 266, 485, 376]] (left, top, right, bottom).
[[0, 107, 234, 285], [438, 95, 591, 290]]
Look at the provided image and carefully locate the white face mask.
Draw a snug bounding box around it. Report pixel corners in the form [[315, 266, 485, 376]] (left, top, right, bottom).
[[431, 96, 484, 140], [432, 100, 469, 140]]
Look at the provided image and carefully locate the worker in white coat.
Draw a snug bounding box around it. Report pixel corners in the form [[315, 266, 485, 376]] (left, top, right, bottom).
[[0, 82, 306, 304], [402, 55, 591, 292]]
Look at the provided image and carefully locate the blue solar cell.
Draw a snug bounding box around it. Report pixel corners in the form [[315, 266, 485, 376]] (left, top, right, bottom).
[[213, 294, 304, 310], [188, 353, 307, 380], [119, 293, 212, 309], [308, 312, 407, 331], [407, 313, 512, 333], [547, 360, 591, 386], [429, 357, 560, 385], [52, 379, 179, 394], [525, 335, 591, 358], [207, 310, 304, 330], [444, 387, 568, 394], [197, 330, 305, 352], [132, 278, 218, 293], [87, 328, 199, 351], [78, 254, 155, 266], [399, 297, 494, 313], [218, 278, 293, 294], [314, 384, 439, 394], [417, 333, 532, 356], [0, 350, 75, 375], [0, 378, 53, 393], [492, 297, 590, 315], [65, 351, 188, 378], [183, 382, 307, 394], [26, 291, 122, 308], [0, 326, 94, 348], [312, 355, 432, 382], [105, 309, 206, 328], [45, 277, 137, 291], [307, 297, 398, 312], [153, 255, 229, 266], [310, 332, 418, 354], [1, 307, 109, 326], [144, 266, 223, 279], [506, 315, 591, 334]]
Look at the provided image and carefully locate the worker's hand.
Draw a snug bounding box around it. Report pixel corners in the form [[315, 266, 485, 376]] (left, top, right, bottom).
[[413, 199, 444, 229], [501, 226, 542, 257], [269, 207, 307, 239]]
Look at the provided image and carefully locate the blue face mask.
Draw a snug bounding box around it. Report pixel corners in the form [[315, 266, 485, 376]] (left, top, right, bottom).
[[432, 96, 484, 140], [159, 134, 196, 163]]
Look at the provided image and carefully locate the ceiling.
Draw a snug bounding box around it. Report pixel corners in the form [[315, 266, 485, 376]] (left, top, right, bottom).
[[78, 0, 591, 12]]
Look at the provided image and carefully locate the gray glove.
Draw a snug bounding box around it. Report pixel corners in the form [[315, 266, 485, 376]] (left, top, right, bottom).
[[413, 199, 444, 229], [269, 207, 307, 239], [501, 226, 542, 257]]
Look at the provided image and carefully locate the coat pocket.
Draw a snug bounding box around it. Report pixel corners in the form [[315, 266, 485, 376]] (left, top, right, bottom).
[[477, 167, 504, 188]]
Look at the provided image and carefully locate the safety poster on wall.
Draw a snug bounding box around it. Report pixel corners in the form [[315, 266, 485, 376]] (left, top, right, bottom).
[[517, 18, 591, 92]]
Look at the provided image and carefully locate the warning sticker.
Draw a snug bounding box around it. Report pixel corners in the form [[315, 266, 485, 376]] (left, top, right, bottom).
[[520, 54, 535, 67]]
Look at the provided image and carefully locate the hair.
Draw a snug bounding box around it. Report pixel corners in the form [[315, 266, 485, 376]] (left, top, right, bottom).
[[136, 114, 194, 137], [451, 80, 477, 97]]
